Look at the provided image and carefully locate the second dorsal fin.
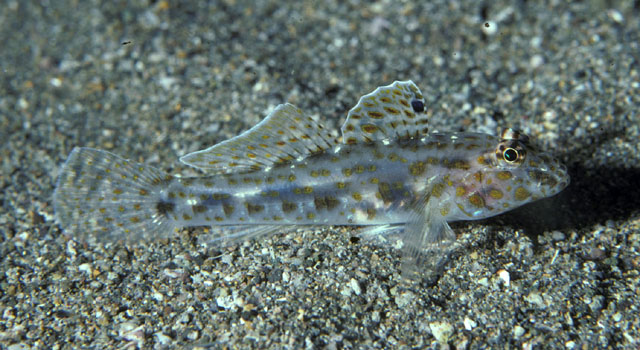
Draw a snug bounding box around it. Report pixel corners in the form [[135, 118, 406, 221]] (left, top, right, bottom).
[[341, 81, 429, 144], [180, 103, 339, 174]]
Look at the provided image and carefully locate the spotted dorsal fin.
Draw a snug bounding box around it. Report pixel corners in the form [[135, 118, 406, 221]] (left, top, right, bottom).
[[180, 103, 339, 174], [341, 81, 428, 144]]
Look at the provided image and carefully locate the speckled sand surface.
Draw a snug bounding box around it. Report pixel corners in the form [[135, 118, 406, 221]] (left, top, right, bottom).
[[1, 1, 639, 349]]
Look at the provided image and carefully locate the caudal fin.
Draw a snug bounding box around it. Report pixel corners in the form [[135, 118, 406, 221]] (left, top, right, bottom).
[[53, 147, 177, 243]]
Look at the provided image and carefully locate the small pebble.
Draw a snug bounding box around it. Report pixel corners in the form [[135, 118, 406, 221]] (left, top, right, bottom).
[[429, 321, 454, 343]]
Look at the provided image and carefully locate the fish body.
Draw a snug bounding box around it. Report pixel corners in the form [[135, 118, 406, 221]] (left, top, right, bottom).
[[53, 81, 569, 272]]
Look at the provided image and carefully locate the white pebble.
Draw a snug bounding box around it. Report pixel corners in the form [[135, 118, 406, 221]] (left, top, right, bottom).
[[349, 278, 361, 296], [155, 332, 172, 345], [49, 77, 62, 87], [429, 321, 453, 343], [530, 54, 544, 69], [78, 263, 92, 275], [463, 317, 477, 330], [513, 325, 525, 339], [607, 9, 624, 24], [497, 269, 510, 286], [482, 21, 498, 36]]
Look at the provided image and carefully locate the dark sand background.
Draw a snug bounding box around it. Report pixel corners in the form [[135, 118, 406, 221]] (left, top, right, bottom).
[[1, 0, 639, 348]]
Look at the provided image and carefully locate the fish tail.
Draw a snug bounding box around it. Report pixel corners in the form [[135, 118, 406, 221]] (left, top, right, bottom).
[[53, 147, 177, 243]]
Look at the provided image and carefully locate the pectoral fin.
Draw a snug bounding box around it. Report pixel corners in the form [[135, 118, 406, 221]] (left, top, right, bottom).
[[400, 197, 457, 280]]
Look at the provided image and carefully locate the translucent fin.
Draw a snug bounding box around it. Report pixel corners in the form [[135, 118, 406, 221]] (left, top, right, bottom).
[[196, 225, 300, 247], [180, 103, 339, 174], [356, 224, 405, 248], [53, 148, 177, 243], [400, 197, 457, 280], [341, 81, 428, 144]]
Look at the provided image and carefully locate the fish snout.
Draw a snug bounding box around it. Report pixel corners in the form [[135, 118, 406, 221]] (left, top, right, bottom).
[[533, 154, 570, 196]]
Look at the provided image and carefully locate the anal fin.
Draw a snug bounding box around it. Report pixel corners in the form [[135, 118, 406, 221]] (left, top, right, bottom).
[[196, 224, 300, 248]]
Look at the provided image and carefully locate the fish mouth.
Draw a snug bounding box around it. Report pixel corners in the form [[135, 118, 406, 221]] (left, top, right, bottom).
[[554, 163, 570, 190]]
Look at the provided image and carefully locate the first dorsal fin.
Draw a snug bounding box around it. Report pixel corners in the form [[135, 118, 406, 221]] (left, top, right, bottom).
[[180, 103, 339, 174], [341, 81, 428, 144]]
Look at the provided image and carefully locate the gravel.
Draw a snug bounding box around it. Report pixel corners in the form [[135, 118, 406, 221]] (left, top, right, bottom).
[[1, 0, 639, 348]]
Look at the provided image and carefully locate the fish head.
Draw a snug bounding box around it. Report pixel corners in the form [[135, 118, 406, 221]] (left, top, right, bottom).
[[449, 128, 569, 220]]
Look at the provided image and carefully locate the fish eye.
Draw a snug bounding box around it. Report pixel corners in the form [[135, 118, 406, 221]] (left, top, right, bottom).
[[503, 148, 519, 163]]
